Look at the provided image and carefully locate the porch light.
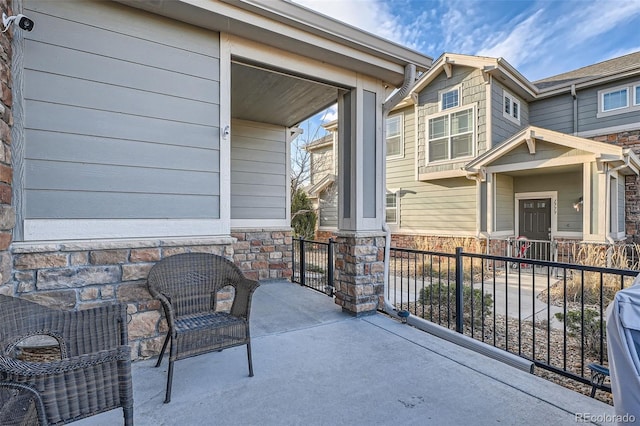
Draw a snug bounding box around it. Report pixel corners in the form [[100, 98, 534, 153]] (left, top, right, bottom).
[[573, 196, 583, 212]]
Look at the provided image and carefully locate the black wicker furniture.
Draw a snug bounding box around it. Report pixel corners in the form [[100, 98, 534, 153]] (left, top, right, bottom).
[[0, 295, 133, 425], [147, 253, 260, 403]]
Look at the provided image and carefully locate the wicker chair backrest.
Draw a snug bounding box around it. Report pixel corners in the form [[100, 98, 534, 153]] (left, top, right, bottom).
[[0, 295, 127, 358], [147, 253, 246, 317]]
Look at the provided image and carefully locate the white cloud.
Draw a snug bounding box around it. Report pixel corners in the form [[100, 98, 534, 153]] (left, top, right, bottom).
[[566, 1, 640, 46], [291, 0, 425, 50], [476, 9, 546, 68], [321, 105, 338, 123]]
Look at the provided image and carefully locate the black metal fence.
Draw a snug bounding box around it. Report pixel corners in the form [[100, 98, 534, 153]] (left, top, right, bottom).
[[291, 237, 334, 296], [388, 246, 638, 388]]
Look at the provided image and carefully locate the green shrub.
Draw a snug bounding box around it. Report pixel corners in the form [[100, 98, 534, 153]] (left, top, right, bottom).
[[291, 189, 317, 240], [418, 282, 492, 328], [555, 308, 606, 359]]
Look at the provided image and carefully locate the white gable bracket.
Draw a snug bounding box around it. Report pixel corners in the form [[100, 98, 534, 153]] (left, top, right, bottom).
[[443, 57, 453, 78], [525, 130, 536, 154]]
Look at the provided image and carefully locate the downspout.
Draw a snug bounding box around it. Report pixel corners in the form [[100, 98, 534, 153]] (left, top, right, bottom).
[[381, 64, 415, 315], [379, 65, 534, 373], [571, 84, 578, 135]]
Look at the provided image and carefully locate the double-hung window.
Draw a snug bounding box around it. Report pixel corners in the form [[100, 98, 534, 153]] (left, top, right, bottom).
[[427, 106, 474, 163], [385, 192, 398, 224], [386, 114, 403, 158], [503, 90, 520, 124]]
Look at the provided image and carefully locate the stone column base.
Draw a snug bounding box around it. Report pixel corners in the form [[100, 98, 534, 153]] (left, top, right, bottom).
[[333, 231, 385, 316]]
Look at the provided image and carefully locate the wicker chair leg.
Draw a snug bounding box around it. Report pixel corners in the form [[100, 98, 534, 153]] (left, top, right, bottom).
[[164, 359, 174, 404], [247, 342, 254, 377], [124, 405, 134, 426], [155, 334, 170, 368]]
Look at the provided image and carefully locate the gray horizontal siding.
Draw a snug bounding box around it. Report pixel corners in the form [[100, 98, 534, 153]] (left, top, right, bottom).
[[495, 174, 514, 232], [22, 0, 221, 222], [529, 94, 574, 133], [576, 76, 640, 134], [231, 120, 287, 220], [26, 191, 219, 219], [491, 82, 529, 147], [514, 171, 582, 232], [319, 184, 338, 227]]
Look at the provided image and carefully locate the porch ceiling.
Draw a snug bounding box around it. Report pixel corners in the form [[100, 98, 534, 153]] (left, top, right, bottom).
[[232, 61, 340, 127]]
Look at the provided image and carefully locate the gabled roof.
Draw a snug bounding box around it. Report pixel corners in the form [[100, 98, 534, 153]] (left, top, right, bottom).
[[534, 51, 640, 93], [306, 174, 335, 198], [465, 125, 640, 176], [409, 53, 537, 101]]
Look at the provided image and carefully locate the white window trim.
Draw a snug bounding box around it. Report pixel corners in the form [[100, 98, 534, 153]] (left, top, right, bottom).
[[438, 85, 461, 111], [502, 90, 521, 125], [596, 82, 640, 118], [385, 190, 399, 224], [386, 113, 404, 160], [425, 103, 476, 166]]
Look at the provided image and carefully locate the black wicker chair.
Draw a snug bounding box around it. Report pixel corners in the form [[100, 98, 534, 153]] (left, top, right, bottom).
[[147, 253, 260, 403], [0, 295, 133, 425]]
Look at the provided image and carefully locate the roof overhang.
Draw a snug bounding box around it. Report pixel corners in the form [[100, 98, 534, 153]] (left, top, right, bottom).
[[465, 125, 640, 176], [536, 66, 640, 99], [114, 0, 432, 87], [306, 174, 335, 198], [409, 53, 537, 101]]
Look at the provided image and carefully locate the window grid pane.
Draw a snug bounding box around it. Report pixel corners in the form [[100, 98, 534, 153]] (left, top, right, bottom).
[[441, 90, 459, 110], [387, 136, 401, 156], [428, 108, 473, 162], [603, 89, 628, 111], [512, 102, 519, 119], [386, 193, 397, 223], [504, 97, 511, 115]]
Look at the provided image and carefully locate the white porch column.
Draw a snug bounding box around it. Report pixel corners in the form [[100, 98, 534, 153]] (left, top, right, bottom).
[[335, 79, 386, 316]]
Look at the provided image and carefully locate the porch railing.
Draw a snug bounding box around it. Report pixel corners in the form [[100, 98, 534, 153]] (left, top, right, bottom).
[[291, 237, 334, 296], [388, 246, 638, 389]]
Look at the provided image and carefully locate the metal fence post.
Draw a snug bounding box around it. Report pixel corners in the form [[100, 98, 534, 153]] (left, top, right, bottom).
[[455, 246, 464, 334], [327, 238, 334, 296], [299, 237, 306, 287]]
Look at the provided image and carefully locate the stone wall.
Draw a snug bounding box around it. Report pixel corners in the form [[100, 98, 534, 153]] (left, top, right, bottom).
[[5, 229, 293, 360], [0, 0, 13, 289]]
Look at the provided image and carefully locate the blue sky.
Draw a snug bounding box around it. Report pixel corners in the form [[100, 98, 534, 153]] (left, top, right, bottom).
[[291, 0, 640, 131]]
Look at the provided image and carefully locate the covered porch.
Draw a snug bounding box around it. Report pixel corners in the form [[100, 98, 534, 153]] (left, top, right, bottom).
[[466, 126, 640, 243], [77, 280, 613, 425]]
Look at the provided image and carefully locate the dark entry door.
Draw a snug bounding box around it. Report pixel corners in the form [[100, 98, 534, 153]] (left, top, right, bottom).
[[518, 198, 551, 261], [519, 198, 551, 241]]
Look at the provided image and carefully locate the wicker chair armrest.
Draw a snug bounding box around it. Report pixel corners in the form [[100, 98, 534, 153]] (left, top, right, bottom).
[[0, 346, 131, 377], [230, 277, 260, 318], [153, 292, 178, 332]]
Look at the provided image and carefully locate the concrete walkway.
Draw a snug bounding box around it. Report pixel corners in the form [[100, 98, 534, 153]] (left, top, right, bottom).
[[75, 280, 614, 426]]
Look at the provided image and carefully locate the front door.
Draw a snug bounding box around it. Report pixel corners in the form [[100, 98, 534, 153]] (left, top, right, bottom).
[[519, 198, 551, 260]]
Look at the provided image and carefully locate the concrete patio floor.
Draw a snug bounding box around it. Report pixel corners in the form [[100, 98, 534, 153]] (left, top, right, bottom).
[[76, 280, 614, 425]]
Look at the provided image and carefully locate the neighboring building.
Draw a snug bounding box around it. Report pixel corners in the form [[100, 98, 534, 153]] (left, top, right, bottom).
[[0, 0, 432, 355], [308, 52, 640, 248]]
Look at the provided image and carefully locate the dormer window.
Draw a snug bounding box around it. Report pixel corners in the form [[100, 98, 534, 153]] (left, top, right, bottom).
[[439, 86, 460, 111], [503, 90, 521, 124]]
